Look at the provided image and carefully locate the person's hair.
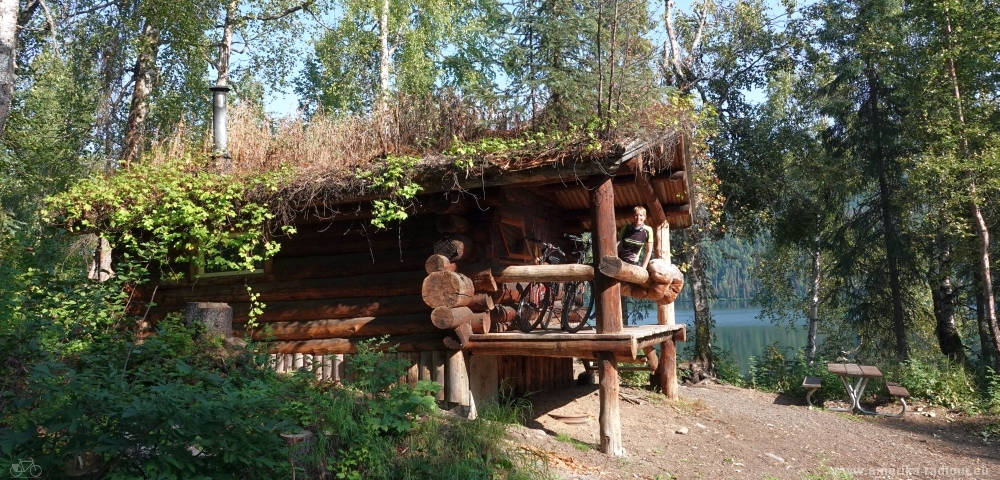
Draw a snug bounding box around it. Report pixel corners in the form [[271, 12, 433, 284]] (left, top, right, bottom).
[[633, 206, 647, 216]]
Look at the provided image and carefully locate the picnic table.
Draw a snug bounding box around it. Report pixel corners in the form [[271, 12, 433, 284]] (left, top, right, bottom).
[[826, 363, 909, 417]]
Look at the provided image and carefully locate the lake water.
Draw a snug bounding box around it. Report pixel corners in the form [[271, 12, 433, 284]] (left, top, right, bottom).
[[633, 305, 812, 375]]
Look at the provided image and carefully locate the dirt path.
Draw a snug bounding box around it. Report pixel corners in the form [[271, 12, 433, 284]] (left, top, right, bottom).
[[511, 383, 999, 479]]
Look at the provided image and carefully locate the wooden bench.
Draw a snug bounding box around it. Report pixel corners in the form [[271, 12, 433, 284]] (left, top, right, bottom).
[[802, 376, 822, 407], [882, 382, 910, 417]]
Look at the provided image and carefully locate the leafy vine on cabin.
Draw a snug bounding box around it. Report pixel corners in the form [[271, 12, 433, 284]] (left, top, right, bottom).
[[43, 157, 296, 330], [357, 154, 422, 229]]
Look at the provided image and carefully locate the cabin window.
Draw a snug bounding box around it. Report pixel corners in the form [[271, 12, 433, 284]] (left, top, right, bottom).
[[190, 234, 271, 278], [498, 214, 531, 260]]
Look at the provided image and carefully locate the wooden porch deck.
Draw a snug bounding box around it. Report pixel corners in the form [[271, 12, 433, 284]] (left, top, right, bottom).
[[464, 324, 686, 359]]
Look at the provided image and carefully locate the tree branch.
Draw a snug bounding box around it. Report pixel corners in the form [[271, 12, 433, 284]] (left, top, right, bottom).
[[37, 0, 59, 57], [241, 0, 314, 23]]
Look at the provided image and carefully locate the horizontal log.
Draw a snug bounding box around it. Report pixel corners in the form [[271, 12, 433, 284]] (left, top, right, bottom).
[[436, 214, 470, 234], [647, 259, 681, 284], [462, 339, 636, 359], [493, 264, 594, 283], [599, 256, 649, 285], [433, 235, 476, 262], [291, 202, 435, 225], [139, 295, 430, 324], [272, 249, 429, 281], [456, 322, 472, 343], [649, 283, 674, 304], [470, 313, 491, 335], [620, 283, 650, 300], [238, 314, 437, 341], [268, 333, 447, 355], [462, 260, 497, 292], [429, 195, 472, 215], [468, 223, 490, 244], [490, 285, 524, 304], [156, 270, 426, 305], [422, 271, 475, 308], [276, 224, 439, 257], [425, 254, 456, 274], [431, 306, 474, 330], [467, 293, 495, 312], [425, 256, 497, 293], [489, 304, 517, 326], [444, 323, 473, 350]]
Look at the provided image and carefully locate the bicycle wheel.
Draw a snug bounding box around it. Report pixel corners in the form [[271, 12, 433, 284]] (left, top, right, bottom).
[[561, 281, 596, 332], [516, 283, 551, 332]]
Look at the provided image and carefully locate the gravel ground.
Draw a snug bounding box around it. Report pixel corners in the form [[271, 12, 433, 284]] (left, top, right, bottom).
[[509, 382, 999, 480]]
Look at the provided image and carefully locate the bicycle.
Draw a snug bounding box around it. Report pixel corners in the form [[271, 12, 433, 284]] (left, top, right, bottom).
[[514, 236, 596, 333], [559, 235, 596, 333]]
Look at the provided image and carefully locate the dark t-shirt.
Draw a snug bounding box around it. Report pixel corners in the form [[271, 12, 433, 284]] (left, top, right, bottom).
[[617, 223, 653, 264]]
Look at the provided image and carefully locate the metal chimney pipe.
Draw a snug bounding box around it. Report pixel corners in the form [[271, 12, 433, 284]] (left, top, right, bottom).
[[210, 85, 230, 154]]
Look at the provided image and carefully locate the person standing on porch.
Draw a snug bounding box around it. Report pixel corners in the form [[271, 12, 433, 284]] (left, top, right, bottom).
[[617, 206, 654, 269]]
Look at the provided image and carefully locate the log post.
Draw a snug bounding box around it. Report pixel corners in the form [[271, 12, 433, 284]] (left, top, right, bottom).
[[591, 176, 623, 456], [432, 350, 445, 401], [641, 346, 659, 372], [445, 349, 470, 415], [598, 352, 624, 456], [658, 337, 677, 401], [654, 222, 678, 400], [591, 178, 622, 335], [468, 354, 498, 421], [655, 223, 674, 326], [184, 302, 233, 337], [419, 351, 432, 381]]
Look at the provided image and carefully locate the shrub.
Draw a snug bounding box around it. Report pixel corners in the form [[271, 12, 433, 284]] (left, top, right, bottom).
[[900, 358, 981, 412]]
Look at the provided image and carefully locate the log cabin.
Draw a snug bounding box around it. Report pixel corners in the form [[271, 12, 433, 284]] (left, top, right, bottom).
[[76, 110, 697, 456]]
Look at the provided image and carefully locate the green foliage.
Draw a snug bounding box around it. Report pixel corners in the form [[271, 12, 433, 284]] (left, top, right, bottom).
[[0, 316, 297, 477], [712, 347, 745, 387], [44, 158, 295, 280], [619, 369, 650, 389], [357, 155, 423, 229], [900, 358, 981, 413], [555, 433, 592, 452]]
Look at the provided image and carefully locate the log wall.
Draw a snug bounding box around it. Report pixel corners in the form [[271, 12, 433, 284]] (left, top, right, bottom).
[[134, 187, 579, 403]]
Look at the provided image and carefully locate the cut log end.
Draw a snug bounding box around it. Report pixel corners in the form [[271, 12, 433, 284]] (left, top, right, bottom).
[[422, 271, 475, 308]]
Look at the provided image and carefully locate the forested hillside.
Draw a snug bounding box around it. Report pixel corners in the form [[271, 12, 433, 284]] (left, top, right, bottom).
[[673, 235, 765, 304]]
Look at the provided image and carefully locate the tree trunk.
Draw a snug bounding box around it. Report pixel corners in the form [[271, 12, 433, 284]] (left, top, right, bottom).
[[971, 202, 1000, 373], [942, 10, 999, 372], [877, 169, 907, 360], [377, 0, 390, 113], [216, 0, 237, 87], [930, 238, 965, 364], [691, 248, 713, 371], [805, 240, 821, 363], [121, 21, 161, 167], [975, 285, 993, 369], [0, 0, 18, 138]]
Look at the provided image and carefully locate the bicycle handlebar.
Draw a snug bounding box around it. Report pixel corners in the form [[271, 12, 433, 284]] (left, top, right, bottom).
[[525, 237, 565, 257]]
